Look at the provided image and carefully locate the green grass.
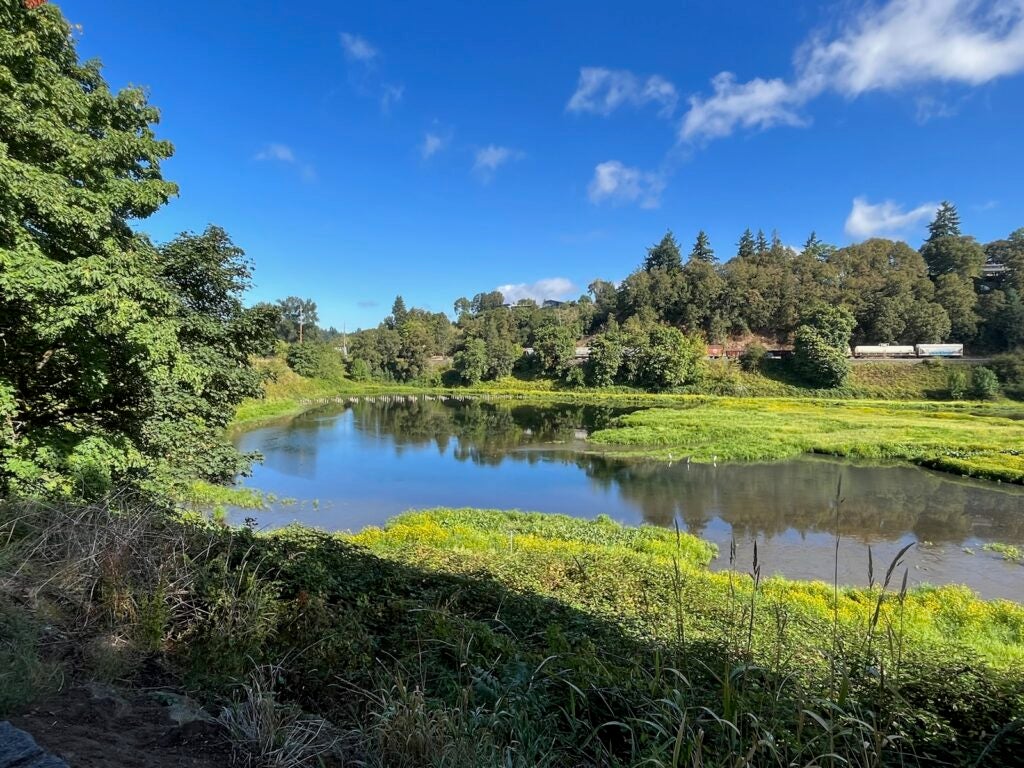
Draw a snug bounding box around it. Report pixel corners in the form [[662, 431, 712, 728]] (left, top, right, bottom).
[[983, 542, 1023, 562], [4, 500, 1024, 765], [232, 356, 987, 429], [589, 397, 1024, 483]]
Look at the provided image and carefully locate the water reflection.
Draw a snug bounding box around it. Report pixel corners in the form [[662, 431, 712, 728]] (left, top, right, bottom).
[[234, 399, 1024, 600]]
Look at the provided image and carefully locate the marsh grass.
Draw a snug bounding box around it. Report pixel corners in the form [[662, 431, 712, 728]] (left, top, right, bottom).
[[589, 397, 1024, 482], [2, 498, 1022, 765]]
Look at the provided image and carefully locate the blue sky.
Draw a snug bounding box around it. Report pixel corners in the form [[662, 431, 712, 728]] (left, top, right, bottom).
[[60, 0, 1024, 329]]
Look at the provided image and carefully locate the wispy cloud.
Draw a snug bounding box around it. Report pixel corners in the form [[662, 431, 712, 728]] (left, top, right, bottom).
[[421, 131, 447, 159], [496, 277, 576, 304], [340, 32, 378, 62], [844, 196, 938, 238], [567, 67, 678, 117], [587, 161, 665, 208], [681, 0, 1024, 142], [254, 143, 315, 181], [356, 299, 379, 309], [380, 83, 404, 113], [340, 31, 404, 113], [473, 144, 524, 181]]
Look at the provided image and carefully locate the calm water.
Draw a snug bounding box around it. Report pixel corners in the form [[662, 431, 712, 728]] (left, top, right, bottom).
[[232, 398, 1024, 601]]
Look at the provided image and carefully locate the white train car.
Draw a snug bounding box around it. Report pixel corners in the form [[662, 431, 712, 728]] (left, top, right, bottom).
[[915, 343, 964, 358], [853, 345, 916, 358]]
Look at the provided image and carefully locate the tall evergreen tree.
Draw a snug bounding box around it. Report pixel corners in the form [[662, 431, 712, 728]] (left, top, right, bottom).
[[689, 230, 715, 263], [644, 231, 683, 272], [755, 229, 769, 256], [737, 229, 755, 259], [927, 201, 961, 242]]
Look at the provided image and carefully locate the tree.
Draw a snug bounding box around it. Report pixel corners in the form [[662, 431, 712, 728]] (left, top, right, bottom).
[[970, 367, 1000, 400], [471, 291, 505, 314], [454, 296, 472, 319], [453, 338, 488, 385], [389, 295, 408, 328], [927, 201, 961, 241], [689, 230, 715, 263], [792, 304, 855, 388], [532, 325, 576, 377], [737, 229, 756, 259], [586, 324, 623, 387], [755, 229, 769, 256], [644, 231, 683, 272], [277, 296, 319, 343], [0, 3, 186, 496], [934, 273, 979, 341]]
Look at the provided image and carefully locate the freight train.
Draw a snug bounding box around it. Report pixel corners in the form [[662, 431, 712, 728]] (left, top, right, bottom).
[[851, 343, 963, 359]]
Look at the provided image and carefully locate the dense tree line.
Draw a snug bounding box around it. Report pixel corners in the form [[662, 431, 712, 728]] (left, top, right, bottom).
[[329, 204, 1022, 391]]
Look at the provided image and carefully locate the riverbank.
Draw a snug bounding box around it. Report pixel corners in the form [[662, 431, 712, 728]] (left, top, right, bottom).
[[234, 360, 1024, 485], [2, 502, 1021, 766], [231, 356, 994, 428], [589, 397, 1024, 483]]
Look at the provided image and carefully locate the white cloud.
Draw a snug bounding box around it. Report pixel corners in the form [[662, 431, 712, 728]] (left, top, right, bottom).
[[587, 160, 665, 208], [681, 0, 1024, 142], [380, 83, 404, 112], [567, 67, 678, 117], [421, 132, 446, 159], [254, 143, 315, 181], [473, 144, 524, 180], [254, 143, 295, 163], [496, 277, 576, 304], [681, 72, 807, 140], [340, 32, 378, 62], [844, 196, 939, 237]]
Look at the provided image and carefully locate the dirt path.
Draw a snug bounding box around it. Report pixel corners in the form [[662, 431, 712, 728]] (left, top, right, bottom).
[[9, 684, 231, 768]]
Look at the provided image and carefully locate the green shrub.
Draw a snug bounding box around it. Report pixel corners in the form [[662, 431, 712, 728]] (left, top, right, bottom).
[[286, 343, 344, 379], [739, 343, 767, 372], [970, 366, 1001, 400], [348, 357, 372, 381], [793, 327, 851, 388], [947, 368, 969, 399], [990, 352, 1024, 400]]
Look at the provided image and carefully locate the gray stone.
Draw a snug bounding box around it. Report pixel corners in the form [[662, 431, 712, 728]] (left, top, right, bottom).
[[0, 721, 68, 768]]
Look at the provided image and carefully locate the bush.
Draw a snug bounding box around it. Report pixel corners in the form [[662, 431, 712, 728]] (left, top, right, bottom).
[[970, 366, 1000, 400], [348, 358, 373, 382], [990, 353, 1024, 399], [793, 327, 851, 388], [285, 342, 344, 379], [739, 343, 767, 372], [947, 368, 969, 399]]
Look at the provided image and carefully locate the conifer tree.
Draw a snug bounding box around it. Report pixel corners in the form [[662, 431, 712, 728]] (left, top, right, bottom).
[[644, 231, 683, 272], [737, 229, 755, 259], [755, 229, 769, 256], [689, 230, 715, 263]]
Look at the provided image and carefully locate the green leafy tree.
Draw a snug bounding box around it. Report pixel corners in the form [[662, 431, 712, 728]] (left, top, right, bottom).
[[0, 3, 238, 496], [792, 304, 855, 388], [453, 338, 488, 385], [934, 273, 980, 341], [277, 296, 319, 343], [532, 325, 576, 377], [586, 325, 623, 387]]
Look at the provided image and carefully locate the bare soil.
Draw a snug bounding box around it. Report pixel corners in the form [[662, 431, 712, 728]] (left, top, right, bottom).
[[9, 685, 232, 768]]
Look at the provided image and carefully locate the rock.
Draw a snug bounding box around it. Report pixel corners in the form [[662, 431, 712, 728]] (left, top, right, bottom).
[[0, 721, 69, 768]]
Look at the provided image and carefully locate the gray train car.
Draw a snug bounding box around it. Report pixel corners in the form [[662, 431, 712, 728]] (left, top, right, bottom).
[[914, 343, 964, 358]]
